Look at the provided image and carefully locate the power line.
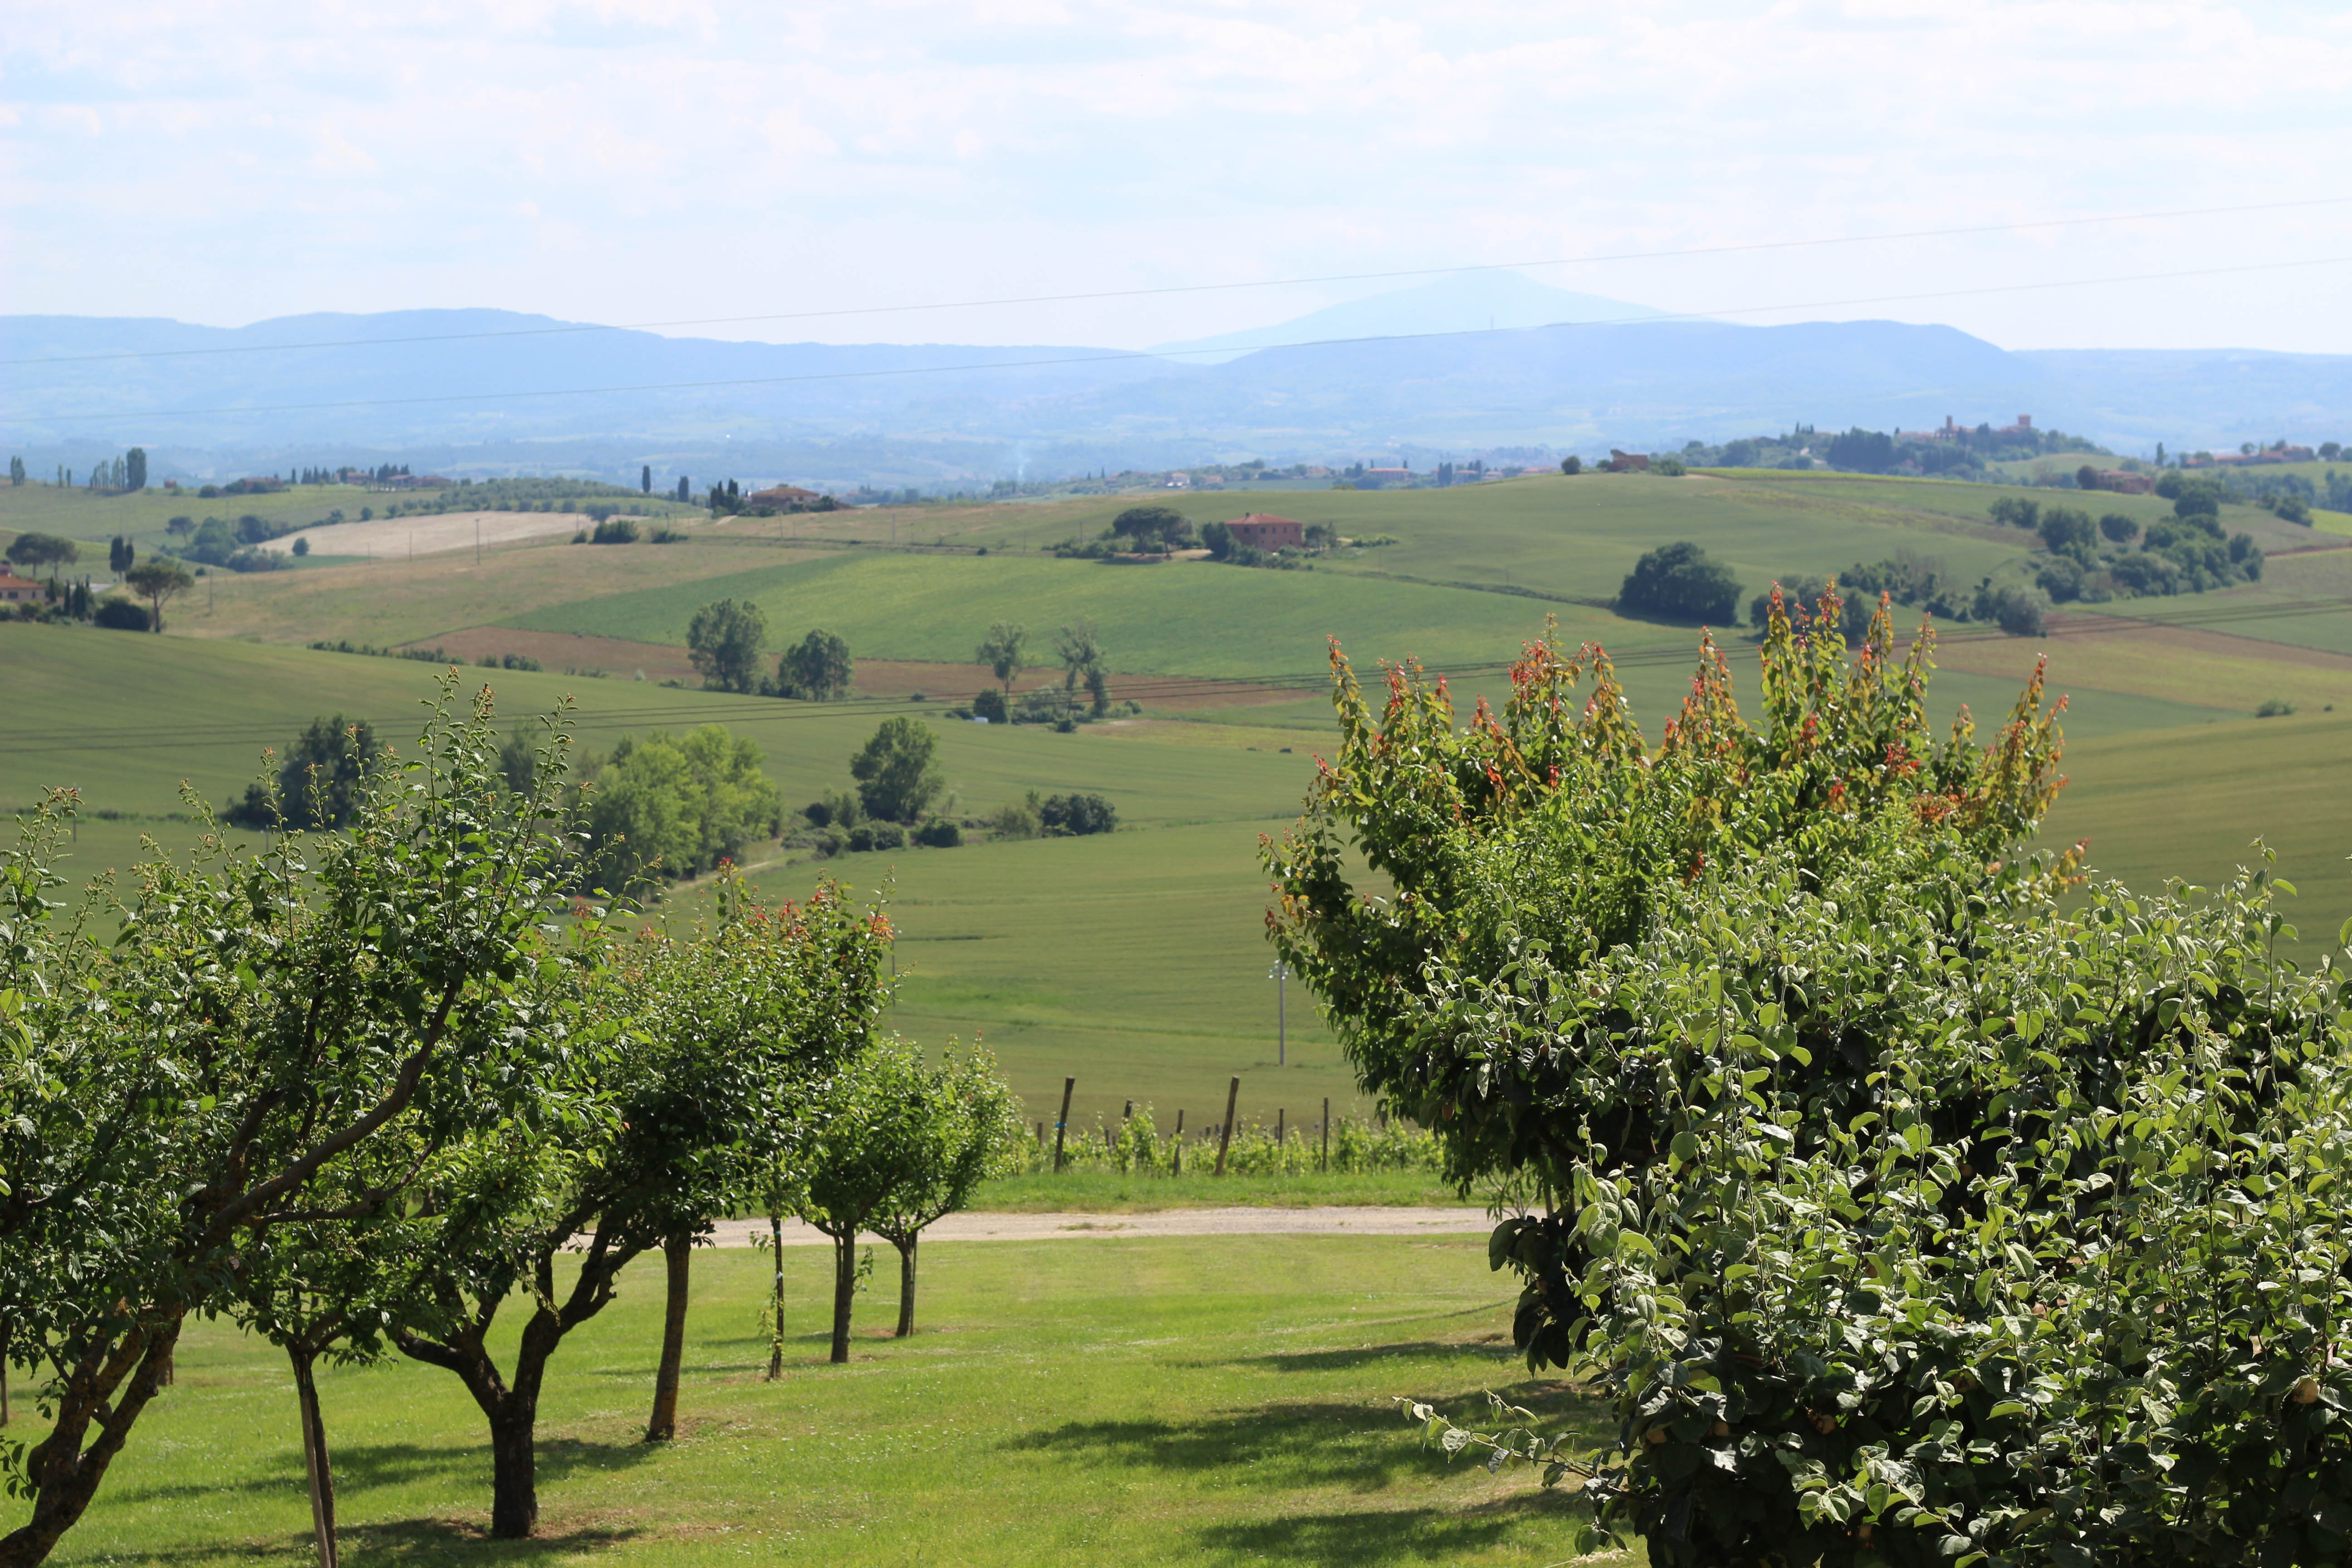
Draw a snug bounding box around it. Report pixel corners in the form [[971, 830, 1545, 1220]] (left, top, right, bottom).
[[7, 195, 2346, 369], [10, 254, 2349, 426]]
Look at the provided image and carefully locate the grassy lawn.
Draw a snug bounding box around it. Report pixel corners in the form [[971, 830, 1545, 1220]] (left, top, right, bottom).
[[10, 1237, 1616, 1568]]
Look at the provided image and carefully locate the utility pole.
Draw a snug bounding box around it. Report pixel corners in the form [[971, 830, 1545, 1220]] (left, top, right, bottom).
[[1268, 961, 1290, 1067]]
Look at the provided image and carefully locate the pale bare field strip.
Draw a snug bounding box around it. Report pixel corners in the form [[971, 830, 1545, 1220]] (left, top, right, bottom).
[[264, 509, 613, 559]]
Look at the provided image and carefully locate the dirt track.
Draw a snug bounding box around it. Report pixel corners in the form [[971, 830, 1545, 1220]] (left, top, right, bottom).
[[729, 1206, 1492, 1248]]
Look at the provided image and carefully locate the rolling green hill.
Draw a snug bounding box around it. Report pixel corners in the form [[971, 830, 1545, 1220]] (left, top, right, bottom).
[[9, 466, 2350, 1123]]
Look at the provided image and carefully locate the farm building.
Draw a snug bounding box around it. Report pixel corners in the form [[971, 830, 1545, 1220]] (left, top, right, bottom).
[[747, 484, 823, 510], [1223, 513, 1304, 551], [0, 572, 44, 604]]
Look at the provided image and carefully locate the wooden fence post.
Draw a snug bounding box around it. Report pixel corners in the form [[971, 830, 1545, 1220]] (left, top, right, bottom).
[[1172, 1110, 1184, 1175], [1321, 1097, 1330, 1173], [1214, 1076, 1240, 1176], [1053, 1077, 1075, 1174]]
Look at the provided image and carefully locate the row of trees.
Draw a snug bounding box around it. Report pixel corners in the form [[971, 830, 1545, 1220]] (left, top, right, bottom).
[[1272, 593, 2352, 1560], [0, 686, 1023, 1566], [220, 712, 786, 897], [686, 599, 854, 700], [974, 619, 1110, 716]]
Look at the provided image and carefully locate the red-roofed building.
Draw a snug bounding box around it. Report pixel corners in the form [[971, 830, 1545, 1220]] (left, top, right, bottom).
[[1224, 513, 1304, 551], [0, 572, 43, 605], [747, 484, 822, 510]]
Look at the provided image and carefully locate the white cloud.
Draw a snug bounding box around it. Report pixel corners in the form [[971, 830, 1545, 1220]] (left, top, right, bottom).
[[0, 0, 2346, 351]]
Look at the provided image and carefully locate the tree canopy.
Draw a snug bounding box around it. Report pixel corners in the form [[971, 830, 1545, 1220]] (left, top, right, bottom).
[[0, 684, 590, 1564], [122, 558, 192, 632], [5, 532, 78, 574], [850, 717, 945, 823], [1617, 541, 1741, 623], [1264, 595, 2070, 1196], [1109, 505, 1193, 551], [976, 621, 1027, 695], [578, 725, 783, 894], [686, 599, 768, 693], [774, 628, 853, 701], [222, 715, 382, 831]]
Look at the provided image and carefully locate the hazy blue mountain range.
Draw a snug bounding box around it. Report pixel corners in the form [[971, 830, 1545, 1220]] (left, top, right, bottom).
[[1146, 271, 1671, 363], [5, 275, 2345, 487]]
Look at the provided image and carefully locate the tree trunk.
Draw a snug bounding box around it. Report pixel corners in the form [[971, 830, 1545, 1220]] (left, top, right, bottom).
[[830, 1232, 856, 1365], [289, 1342, 338, 1568], [767, 1211, 786, 1381], [0, 1315, 183, 1568], [1, 1316, 11, 1427], [487, 1401, 539, 1540], [894, 1234, 918, 1338], [645, 1232, 691, 1442]]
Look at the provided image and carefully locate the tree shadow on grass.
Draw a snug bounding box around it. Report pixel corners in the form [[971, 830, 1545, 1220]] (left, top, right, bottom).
[[1008, 1381, 1617, 1494], [1236, 1339, 1519, 1375], [105, 1432, 663, 1511], [1191, 1494, 1574, 1568], [1006, 1389, 1540, 1493], [333, 1514, 644, 1562]]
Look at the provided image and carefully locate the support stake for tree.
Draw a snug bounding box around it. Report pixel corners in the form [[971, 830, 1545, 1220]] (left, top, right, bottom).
[[1172, 1110, 1184, 1175], [1053, 1076, 1075, 1173], [1215, 1077, 1240, 1176], [1322, 1097, 1330, 1173]]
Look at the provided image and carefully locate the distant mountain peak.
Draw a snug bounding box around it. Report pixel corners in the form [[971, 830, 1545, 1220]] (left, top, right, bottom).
[[1147, 270, 1674, 363]]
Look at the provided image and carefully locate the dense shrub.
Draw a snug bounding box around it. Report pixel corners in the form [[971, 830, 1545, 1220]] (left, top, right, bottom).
[[1436, 855, 2352, 1567], [576, 725, 783, 892], [1038, 792, 1117, 836], [92, 599, 150, 632], [1618, 542, 1742, 623], [912, 818, 963, 848], [590, 517, 640, 544], [847, 821, 906, 853]]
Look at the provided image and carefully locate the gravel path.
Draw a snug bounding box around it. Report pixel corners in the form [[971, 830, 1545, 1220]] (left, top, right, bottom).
[[727, 1206, 1494, 1248]]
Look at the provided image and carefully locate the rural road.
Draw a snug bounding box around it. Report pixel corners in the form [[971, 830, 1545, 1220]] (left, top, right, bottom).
[[733, 1206, 1495, 1248]]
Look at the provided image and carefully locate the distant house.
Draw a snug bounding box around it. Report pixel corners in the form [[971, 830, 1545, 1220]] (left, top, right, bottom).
[[747, 484, 822, 510], [2094, 470, 2156, 495], [0, 572, 44, 604], [1606, 450, 1651, 473], [1224, 513, 1304, 551]]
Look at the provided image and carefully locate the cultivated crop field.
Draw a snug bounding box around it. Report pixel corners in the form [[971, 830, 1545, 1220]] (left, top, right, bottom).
[[6, 464, 2352, 1566], [7, 466, 2352, 1121]]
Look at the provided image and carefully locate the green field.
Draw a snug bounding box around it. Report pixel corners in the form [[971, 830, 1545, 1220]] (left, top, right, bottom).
[[7, 469, 2352, 1124], [4, 1236, 1607, 1566]]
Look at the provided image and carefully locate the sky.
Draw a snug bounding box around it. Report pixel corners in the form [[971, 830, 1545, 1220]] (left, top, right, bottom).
[[4, 0, 2350, 354]]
